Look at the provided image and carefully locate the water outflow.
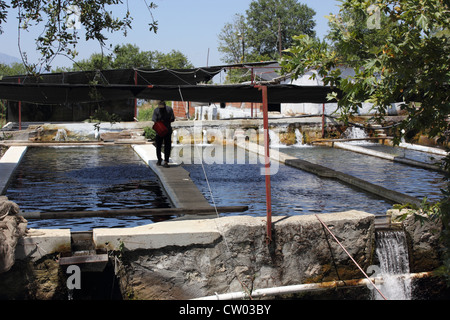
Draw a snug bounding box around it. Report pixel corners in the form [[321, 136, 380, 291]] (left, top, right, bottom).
[[55, 128, 68, 141], [343, 127, 371, 145], [374, 230, 413, 300]]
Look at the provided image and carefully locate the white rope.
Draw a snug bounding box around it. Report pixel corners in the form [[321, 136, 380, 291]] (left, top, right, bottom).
[[177, 86, 252, 298], [0, 211, 9, 220], [315, 214, 388, 300]]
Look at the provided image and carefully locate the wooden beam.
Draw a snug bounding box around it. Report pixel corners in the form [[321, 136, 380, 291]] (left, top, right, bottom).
[[20, 206, 249, 220]]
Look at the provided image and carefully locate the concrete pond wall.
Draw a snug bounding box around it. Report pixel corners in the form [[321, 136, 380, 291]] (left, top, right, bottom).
[[0, 207, 445, 300], [98, 211, 375, 300], [0, 210, 376, 300]]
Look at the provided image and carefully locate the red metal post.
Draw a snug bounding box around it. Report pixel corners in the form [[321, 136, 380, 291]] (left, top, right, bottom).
[[251, 68, 255, 118], [322, 103, 325, 138], [256, 85, 272, 243], [18, 78, 22, 131]]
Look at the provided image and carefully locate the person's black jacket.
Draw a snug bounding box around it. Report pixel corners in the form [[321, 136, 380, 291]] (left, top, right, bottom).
[[152, 106, 175, 130]]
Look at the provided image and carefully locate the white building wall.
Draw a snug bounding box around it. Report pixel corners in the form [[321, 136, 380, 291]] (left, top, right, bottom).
[[280, 67, 401, 116], [193, 66, 402, 119]]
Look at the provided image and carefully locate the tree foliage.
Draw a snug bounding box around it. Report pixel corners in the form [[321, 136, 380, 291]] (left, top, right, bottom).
[[246, 0, 316, 58], [61, 44, 193, 72], [0, 0, 158, 73], [0, 62, 27, 77], [218, 0, 316, 65], [282, 0, 449, 144], [281, 0, 450, 280]]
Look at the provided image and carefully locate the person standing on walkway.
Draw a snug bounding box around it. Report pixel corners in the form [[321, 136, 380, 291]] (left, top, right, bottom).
[[152, 100, 175, 168]]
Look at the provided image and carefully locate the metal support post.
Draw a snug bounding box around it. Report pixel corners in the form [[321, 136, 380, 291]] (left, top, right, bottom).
[[256, 85, 272, 243]]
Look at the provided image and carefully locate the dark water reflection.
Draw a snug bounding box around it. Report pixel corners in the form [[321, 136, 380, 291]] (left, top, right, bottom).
[[178, 145, 395, 217], [6, 146, 171, 231], [180, 143, 445, 217], [6, 143, 445, 231]]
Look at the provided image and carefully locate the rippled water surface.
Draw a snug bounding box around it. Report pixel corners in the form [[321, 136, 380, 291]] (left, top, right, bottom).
[[6, 146, 171, 230], [178, 143, 445, 217], [7, 143, 445, 230], [177, 145, 394, 217], [281, 145, 446, 202]]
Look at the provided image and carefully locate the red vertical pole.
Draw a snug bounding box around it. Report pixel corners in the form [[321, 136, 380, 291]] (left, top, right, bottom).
[[256, 85, 272, 243], [251, 68, 255, 118], [322, 103, 325, 138], [134, 70, 138, 120], [18, 78, 22, 131], [187, 101, 191, 119]]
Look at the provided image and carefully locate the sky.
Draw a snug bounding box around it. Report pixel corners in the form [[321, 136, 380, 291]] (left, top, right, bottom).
[[0, 0, 341, 69]]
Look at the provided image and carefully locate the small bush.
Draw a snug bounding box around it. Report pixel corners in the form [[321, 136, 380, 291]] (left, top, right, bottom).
[[143, 127, 156, 140], [137, 102, 155, 121]]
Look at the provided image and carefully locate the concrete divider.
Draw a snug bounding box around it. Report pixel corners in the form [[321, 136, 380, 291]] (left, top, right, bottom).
[[0, 146, 27, 195], [15, 229, 71, 262], [132, 144, 212, 209], [399, 142, 448, 156], [236, 140, 421, 206], [333, 142, 444, 173], [285, 158, 421, 206], [93, 218, 222, 251]]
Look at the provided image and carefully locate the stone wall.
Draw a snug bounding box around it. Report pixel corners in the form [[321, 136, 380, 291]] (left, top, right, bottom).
[[109, 212, 375, 300], [388, 209, 444, 273], [0, 209, 447, 300]]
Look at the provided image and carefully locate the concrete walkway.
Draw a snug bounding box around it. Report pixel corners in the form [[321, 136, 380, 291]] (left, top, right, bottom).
[[132, 144, 212, 209], [0, 146, 27, 195]]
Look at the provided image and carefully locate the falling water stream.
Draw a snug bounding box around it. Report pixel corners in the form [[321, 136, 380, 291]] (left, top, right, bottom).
[[374, 230, 412, 300]]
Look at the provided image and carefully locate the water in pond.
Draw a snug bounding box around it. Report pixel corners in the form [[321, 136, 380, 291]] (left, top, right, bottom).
[[6, 146, 171, 231], [176, 145, 394, 217], [280, 145, 445, 203]]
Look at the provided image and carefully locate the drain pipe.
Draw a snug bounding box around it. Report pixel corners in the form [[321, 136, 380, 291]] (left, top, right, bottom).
[[193, 278, 380, 300], [192, 272, 432, 300]]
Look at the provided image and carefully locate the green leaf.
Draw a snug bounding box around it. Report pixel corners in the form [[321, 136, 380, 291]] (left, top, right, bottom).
[[416, 14, 429, 31]]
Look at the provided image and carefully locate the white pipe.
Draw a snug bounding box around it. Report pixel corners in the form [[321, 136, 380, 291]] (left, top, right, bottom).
[[193, 279, 377, 300], [192, 272, 433, 300]]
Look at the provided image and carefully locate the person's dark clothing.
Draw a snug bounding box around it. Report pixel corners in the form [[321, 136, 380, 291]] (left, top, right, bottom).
[[152, 106, 175, 163], [152, 106, 175, 131]]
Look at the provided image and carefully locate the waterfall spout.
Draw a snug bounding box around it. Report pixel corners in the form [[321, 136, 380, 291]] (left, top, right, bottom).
[[374, 230, 412, 300], [294, 129, 309, 147], [55, 129, 68, 141], [343, 127, 371, 145]]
